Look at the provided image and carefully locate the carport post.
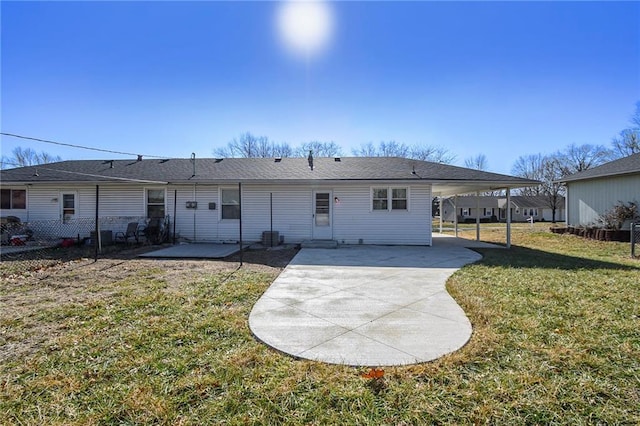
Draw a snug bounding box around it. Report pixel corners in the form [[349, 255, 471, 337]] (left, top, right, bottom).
[[454, 195, 458, 237], [506, 188, 512, 248], [476, 191, 480, 241], [439, 196, 443, 233]]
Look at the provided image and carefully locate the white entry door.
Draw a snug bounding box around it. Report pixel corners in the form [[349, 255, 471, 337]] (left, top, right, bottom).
[[312, 191, 332, 240]]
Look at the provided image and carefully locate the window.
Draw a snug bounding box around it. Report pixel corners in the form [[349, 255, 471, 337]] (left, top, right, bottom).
[[462, 208, 470, 217], [371, 187, 408, 211], [221, 188, 240, 219], [391, 188, 407, 210], [146, 189, 165, 218], [372, 188, 388, 210], [62, 193, 76, 223], [1, 189, 26, 209]]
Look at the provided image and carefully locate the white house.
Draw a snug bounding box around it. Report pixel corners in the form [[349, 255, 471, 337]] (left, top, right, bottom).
[[1, 156, 537, 246]]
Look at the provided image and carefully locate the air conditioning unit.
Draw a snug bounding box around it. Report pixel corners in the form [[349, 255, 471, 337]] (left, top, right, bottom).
[[262, 231, 279, 247]]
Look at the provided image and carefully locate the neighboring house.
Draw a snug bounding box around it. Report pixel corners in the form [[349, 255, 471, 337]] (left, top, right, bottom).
[[497, 195, 565, 222], [440, 196, 500, 223], [440, 195, 565, 223], [559, 153, 640, 227], [0, 157, 537, 246]]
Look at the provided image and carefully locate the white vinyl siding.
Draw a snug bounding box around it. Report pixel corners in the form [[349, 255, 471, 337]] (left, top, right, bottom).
[[237, 185, 312, 243], [566, 174, 640, 226], [10, 182, 433, 245], [334, 184, 431, 245]]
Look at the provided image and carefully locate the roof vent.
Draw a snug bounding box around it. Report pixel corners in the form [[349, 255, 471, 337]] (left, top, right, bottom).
[[215, 158, 223, 163], [103, 160, 114, 168], [334, 157, 341, 162], [137, 155, 143, 162], [160, 159, 170, 163], [274, 157, 282, 163], [308, 150, 314, 171]]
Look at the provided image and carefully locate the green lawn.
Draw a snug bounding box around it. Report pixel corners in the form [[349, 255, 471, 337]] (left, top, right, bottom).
[[1, 230, 638, 425]]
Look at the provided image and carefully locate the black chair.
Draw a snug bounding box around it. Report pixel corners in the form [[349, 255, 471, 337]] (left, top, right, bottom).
[[115, 222, 139, 244]]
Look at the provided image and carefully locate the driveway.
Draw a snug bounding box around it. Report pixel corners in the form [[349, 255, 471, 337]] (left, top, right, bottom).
[[249, 242, 484, 366]]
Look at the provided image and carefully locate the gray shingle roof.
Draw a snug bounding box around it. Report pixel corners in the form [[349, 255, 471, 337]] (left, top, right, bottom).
[[560, 152, 640, 183], [1, 156, 537, 186]]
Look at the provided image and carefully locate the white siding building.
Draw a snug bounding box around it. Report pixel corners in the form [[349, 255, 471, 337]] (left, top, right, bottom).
[[1, 157, 538, 246], [560, 153, 640, 227]]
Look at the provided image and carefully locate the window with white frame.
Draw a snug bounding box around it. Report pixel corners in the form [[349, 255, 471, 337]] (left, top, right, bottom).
[[1, 189, 26, 209], [146, 189, 166, 218], [221, 188, 240, 219], [391, 188, 407, 210], [462, 208, 470, 217], [372, 188, 388, 210], [372, 187, 408, 211]]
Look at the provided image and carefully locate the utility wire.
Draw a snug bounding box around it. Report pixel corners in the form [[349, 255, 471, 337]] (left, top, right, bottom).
[[1, 132, 168, 159]]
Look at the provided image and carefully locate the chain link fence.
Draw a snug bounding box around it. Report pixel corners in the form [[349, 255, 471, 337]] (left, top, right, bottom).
[[1, 215, 171, 273]]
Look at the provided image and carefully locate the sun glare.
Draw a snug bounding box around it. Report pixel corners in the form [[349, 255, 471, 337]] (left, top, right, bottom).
[[277, 1, 334, 59]]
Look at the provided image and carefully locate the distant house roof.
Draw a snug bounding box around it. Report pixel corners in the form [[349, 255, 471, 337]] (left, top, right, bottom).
[[501, 195, 565, 209], [0, 157, 538, 196], [442, 196, 500, 208], [559, 153, 640, 183], [443, 195, 565, 209]]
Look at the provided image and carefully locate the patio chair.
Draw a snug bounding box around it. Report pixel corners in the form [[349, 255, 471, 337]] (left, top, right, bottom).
[[139, 218, 164, 245], [115, 222, 139, 244]]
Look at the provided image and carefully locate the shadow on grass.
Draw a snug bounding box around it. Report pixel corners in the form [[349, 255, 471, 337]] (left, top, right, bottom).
[[473, 245, 639, 271], [0, 243, 300, 272]]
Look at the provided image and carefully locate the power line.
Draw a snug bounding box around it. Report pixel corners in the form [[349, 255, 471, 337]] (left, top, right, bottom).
[[1, 132, 168, 159]]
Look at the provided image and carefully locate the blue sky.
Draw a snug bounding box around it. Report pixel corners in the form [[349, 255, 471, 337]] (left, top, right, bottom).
[[2, 1, 639, 174]]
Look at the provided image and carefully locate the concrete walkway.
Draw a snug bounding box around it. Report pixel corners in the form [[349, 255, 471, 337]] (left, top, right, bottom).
[[249, 242, 485, 366]]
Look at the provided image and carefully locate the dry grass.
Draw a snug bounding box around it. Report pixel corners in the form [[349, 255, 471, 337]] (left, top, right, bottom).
[[1, 233, 638, 425]]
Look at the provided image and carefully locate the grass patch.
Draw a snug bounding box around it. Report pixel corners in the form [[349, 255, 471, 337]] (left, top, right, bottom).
[[1, 234, 638, 424]]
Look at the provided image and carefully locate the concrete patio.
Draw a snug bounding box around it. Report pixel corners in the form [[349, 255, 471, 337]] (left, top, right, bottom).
[[249, 240, 492, 366]]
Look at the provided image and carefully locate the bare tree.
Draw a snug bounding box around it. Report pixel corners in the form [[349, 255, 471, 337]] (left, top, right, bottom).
[[511, 153, 546, 196], [612, 129, 640, 158], [352, 141, 455, 164], [540, 156, 565, 223], [464, 154, 488, 170], [511, 153, 566, 223], [409, 145, 456, 164], [214, 132, 294, 158], [296, 141, 342, 157], [1, 146, 62, 169], [557, 143, 612, 175], [611, 102, 640, 158]]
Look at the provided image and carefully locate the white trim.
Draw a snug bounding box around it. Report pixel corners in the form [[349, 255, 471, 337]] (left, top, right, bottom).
[[219, 186, 240, 221], [144, 187, 167, 218], [370, 185, 410, 212], [60, 191, 78, 222]]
